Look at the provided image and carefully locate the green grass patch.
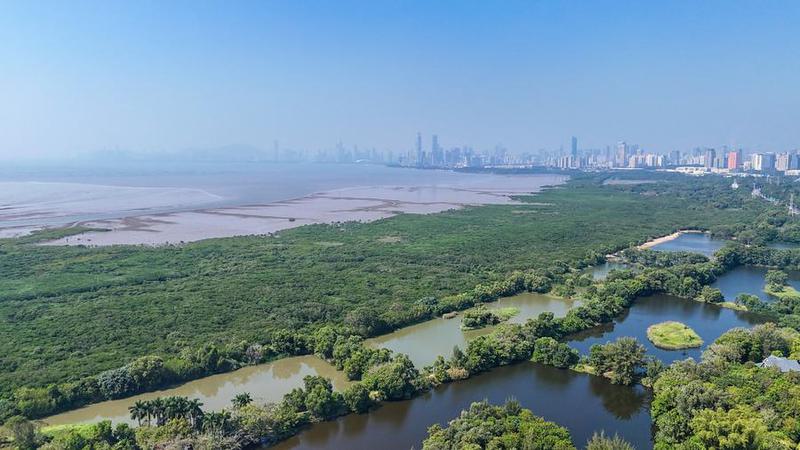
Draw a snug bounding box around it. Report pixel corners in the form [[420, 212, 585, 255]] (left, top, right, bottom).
[[493, 307, 520, 321], [765, 284, 800, 302], [719, 301, 748, 311], [646, 321, 704, 350]]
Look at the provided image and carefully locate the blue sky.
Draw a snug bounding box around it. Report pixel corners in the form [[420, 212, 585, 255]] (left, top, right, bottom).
[[1, 0, 799, 158]]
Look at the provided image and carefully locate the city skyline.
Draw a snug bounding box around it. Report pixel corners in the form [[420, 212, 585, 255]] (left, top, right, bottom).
[[1, 1, 800, 160]]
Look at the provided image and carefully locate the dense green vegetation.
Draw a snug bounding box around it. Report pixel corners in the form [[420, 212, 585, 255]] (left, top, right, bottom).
[[646, 321, 703, 350], [421, 400, 576, 450], [652, 324, 800, 449], [0, 173, 766, 414], [420, 400, 638, 450], [460, 305, 519, 329]]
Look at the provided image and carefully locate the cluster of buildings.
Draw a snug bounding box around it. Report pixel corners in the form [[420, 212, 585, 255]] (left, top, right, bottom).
[[398, 133, 534, 168], [543, 138, 800, 175], [201, 134, 800, 176]]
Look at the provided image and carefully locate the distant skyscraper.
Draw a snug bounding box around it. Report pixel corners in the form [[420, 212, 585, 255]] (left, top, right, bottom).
[[570, 136, 578, 159], [615, 141, 627, 167], [752, 153, 776, 172], [415, 132, 423, 166], [670, 150, 681, 165], [704, 148, 716, 168], [431, 134, 441, 166], [727, 150, 742, 170], [776, 153, 791, 172]]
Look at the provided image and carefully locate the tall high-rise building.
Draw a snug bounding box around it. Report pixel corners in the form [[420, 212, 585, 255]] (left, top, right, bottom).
[[570, 136, 578, 159], [415, 132, 423, 166], [704, 148, 716, 168], [670, 150, 681, 165], [615, 141, 627, 167], [752, 153, 776, 172], [727, 149, 742, 170], [431, 134, 442, 166], [775, 153, 797, 172]]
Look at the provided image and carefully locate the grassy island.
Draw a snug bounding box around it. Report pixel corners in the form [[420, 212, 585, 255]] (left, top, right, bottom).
[[460, 305, 519, 329], [646, 321, 703, 350]]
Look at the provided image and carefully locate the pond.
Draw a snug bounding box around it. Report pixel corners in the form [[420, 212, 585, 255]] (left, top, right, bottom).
[[649, 232, 726, 257], [711, 266, 800, 302], [568, 294, 765, 364], [42, 356, 350, 426], [366, 293, 579, 368], [587, 261, 630, 280], [270, 362, 652, 450]]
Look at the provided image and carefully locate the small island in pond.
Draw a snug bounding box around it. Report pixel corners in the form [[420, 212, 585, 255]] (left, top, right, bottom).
[[646, 321, 703, 350], [460, 305, 520, 330]]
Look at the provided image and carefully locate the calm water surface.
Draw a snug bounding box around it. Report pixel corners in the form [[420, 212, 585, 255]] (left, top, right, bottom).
[[43, 356, 349, 426], [367, 293, 579, 368], [650, 232, 726, 256], [569, 294, 764, 364], [271, 362, 652, 450], [712, 266, 800, 302], [588, 261, 630, 280]]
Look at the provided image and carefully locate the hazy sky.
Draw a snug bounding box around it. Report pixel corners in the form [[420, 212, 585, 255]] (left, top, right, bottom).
[[1, 0, 799, 159]]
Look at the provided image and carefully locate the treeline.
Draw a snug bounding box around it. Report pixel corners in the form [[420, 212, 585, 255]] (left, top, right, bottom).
[[421, 400, 636, 450], [0, 269, 562, 423], [652, 324, 800, 449]]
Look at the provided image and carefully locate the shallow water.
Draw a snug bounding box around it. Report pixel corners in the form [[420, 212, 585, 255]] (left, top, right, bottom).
[[366, 293, 579, 368], [649, 232, 726, 257], [588, 261, 630, 280], [43, 356, 349, 426]]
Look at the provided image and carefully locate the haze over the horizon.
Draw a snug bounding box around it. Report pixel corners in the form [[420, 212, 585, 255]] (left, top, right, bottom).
[[1, 0, 799, 160]]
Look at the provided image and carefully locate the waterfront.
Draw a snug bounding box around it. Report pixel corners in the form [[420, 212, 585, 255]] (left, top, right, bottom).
[[271, 362, 653, 450], [367, 292, 579, 368], [569, 294, 764, 364], [42, 356, 348, 427]]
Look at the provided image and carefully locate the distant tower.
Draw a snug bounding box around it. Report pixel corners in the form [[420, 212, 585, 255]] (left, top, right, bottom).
[[415, 132, 423, 166], [570, 136, 578, 159]]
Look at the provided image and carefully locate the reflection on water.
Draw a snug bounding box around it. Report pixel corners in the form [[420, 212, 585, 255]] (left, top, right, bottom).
[[271, 362, 653, 450], [588, 261, 630, 280], [712, 266, 800, 302], [569, 294, 764, 364], [366, 293, 579, 368], [43, 356, 349, 426], [650, 232, 726, 257]]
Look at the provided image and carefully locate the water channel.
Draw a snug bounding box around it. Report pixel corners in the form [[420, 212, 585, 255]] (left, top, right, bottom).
[[271, 362, 652, 450], [43, 356, 350, 426], [366, 293, 579, 368]]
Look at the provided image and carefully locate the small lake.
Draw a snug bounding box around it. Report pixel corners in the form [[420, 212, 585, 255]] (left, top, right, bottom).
[[588, 261, 630, 280], [366, 293, 579, 368], [569, 294, 764, 364], [43, 356, 349, 426], [712, 266, 800, 302], [649, 232, 725, 256], [271, 362, 652, 450]]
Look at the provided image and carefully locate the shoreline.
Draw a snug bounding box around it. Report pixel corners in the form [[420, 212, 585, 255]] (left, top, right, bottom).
[[637, 229, 704, 249], [35, 177, 566, 247]]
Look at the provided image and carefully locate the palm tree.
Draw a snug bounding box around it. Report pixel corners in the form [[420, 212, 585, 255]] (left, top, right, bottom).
[[203, 410, 232, 437], [129, 401, 147, 426], [232, 392, 253, 409], [150, 397, 166, 425], [187, 398, 205, 429]]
